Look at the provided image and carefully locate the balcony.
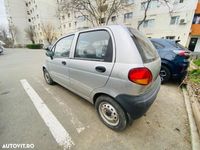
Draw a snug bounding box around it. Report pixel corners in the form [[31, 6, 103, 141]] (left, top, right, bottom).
[[191, 24, 200, 36]]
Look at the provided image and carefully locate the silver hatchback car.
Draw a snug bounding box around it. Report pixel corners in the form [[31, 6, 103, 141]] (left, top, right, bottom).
[[43, 25, 161, 131]]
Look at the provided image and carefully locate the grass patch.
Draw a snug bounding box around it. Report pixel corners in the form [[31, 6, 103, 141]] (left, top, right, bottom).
[[188, 69, 200, 83], [193, 59, 200, 67]]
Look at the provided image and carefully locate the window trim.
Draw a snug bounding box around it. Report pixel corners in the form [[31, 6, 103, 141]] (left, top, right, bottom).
[[73, 29, 113, 62], [52, 34, 75, 58]]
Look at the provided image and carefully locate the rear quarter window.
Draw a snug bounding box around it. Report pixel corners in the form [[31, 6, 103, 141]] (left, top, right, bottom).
[[128, 28, 159, 63]]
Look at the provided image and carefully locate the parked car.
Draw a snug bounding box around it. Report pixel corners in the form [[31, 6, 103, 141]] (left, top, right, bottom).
[[43, 25, 161, 131], [150, 38, 190, 83], [0, 44, 4, 54]]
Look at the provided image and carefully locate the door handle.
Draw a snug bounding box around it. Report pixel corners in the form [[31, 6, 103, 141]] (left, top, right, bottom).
[[95, 66, 106, 73], [61, 61, 66, 65]]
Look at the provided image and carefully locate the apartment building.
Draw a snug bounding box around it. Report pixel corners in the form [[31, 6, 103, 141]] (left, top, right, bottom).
[[25, 0, 60, 44], [58, 0, 199, 50], [5, 0, 60, 46], [4, 0, 30, 46], [188, 1, 200, 52]]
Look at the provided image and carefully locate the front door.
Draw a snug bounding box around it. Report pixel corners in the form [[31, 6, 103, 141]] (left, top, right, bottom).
[[69, 30, 114, 100], [48, 35, 74, 87], [188, 38, 198, 51]]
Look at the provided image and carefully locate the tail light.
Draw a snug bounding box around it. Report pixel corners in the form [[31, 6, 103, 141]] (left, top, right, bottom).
[[173, 50, 190, 58], [128, 68, 152, 85]]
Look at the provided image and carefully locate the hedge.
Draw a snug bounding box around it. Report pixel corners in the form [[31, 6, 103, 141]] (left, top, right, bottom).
[[26, 44, 43, 49]]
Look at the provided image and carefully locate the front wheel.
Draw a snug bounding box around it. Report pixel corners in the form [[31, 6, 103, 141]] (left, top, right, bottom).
[[43, 69, 54, 85], [95, 95, 128, 131]]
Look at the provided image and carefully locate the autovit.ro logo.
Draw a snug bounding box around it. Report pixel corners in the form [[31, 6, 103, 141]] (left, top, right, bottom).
[[1, 144, 35, 149]]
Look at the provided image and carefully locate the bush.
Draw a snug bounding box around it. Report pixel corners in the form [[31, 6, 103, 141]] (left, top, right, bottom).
[[193, 59, 200, 67], [26, 44, 43, 49], [188, 69, 200, 83]]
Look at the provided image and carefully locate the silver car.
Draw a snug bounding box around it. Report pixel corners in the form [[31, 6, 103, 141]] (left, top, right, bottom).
[[43, 25, 161, 131], [0, 45, 4, 54]]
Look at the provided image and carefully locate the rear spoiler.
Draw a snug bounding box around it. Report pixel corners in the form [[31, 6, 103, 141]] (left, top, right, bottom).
[[175, 40, 180, 43]]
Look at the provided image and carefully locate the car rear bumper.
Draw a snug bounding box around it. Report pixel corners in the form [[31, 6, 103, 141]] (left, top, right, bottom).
[[115, 81, 160, 119]]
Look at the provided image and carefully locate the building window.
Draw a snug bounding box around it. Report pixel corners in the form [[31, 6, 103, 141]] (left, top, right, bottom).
[[143, 19, 155, 28], [37, 14, 39, 18], [111, 16, 116, 22], [170, 16, 180, 25], [75, 21, 77, 27], [141, 0, 158, 10], [63, 24, 66, 28], [27, 11, 30, 15], [62, 16, 65, 20], [77, 15, 87, 22], [166, 36, 175, 40], [69, 23, 71, 27], [179, 0, 184, 3], [25, 3, 28, 6], [124, 12, 133, 21], [68, 13, 70, 18], [28, 19, 31, 22], [193, 14, 200, 24]]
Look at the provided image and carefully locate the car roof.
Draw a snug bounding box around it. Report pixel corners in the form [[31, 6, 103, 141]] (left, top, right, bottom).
[[150, 38, 175, 43], [66, 24, 129, 35]]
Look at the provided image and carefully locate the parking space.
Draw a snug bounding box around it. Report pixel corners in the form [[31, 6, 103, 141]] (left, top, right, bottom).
[[0, 49, 191, 150]]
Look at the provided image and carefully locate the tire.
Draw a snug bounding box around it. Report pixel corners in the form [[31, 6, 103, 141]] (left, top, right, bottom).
[[160, 66, 171, 84], [95, 95, 128, 131], [43, 69, 54, 85]]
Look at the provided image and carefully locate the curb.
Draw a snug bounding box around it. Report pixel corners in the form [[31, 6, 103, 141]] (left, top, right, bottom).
[[187, 84, 200, 134], [182, 88, 200, 150]]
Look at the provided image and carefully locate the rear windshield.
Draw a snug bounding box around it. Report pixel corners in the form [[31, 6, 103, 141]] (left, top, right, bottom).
[[167, 41, 186, 50], [128, 27, 159, 63]]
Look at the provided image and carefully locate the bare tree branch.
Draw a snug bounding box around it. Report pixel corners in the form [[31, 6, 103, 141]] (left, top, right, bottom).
[[41, 23, 56, 45], [58, 0, 133, 26], [137, 0, 173, 30], [25, 26, 35, 44]]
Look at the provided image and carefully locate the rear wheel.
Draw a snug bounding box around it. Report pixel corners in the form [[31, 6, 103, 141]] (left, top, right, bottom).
[[43, 69, 54, 85], [95, 95, 128, 131], [160, 66, 171, 84]]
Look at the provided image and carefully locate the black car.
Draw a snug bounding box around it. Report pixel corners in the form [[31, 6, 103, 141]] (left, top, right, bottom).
[[150, 38, 190, 83]]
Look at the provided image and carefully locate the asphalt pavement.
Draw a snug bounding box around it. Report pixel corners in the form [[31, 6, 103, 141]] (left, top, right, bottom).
[[0, 49, 191, 150]]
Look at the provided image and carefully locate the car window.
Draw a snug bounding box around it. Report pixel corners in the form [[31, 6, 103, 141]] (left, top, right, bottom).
[[128, 27, 159, 63], [75, 30, 113, 62], [54, 35, 74, 58]]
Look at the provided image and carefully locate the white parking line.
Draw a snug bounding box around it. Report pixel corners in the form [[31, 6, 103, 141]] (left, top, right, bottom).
[[33, 77, 87, 133], [20, 79, 74, 150]]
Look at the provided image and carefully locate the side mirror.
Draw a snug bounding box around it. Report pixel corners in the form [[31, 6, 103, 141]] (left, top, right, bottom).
[[43, 45, 52, 51], [46, 51, 54, 59]]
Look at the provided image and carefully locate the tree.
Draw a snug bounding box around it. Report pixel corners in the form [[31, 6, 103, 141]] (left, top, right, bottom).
[[0, 25, 13, 47], [41, 23, 57, 45], [58, 0, 134, 26], [8, 25, 17, 47], [25, 26, 35, 44], [137, 0, 172, 30]]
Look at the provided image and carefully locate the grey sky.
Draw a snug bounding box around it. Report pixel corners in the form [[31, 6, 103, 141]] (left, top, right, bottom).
[[0, 0, 8, 27]]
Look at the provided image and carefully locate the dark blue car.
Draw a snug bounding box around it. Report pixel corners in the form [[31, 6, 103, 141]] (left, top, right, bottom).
[[150, 38, 190, 83]]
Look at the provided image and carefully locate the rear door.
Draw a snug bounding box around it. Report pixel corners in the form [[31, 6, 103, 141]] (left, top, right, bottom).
[[68, 29, 114, 100]]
